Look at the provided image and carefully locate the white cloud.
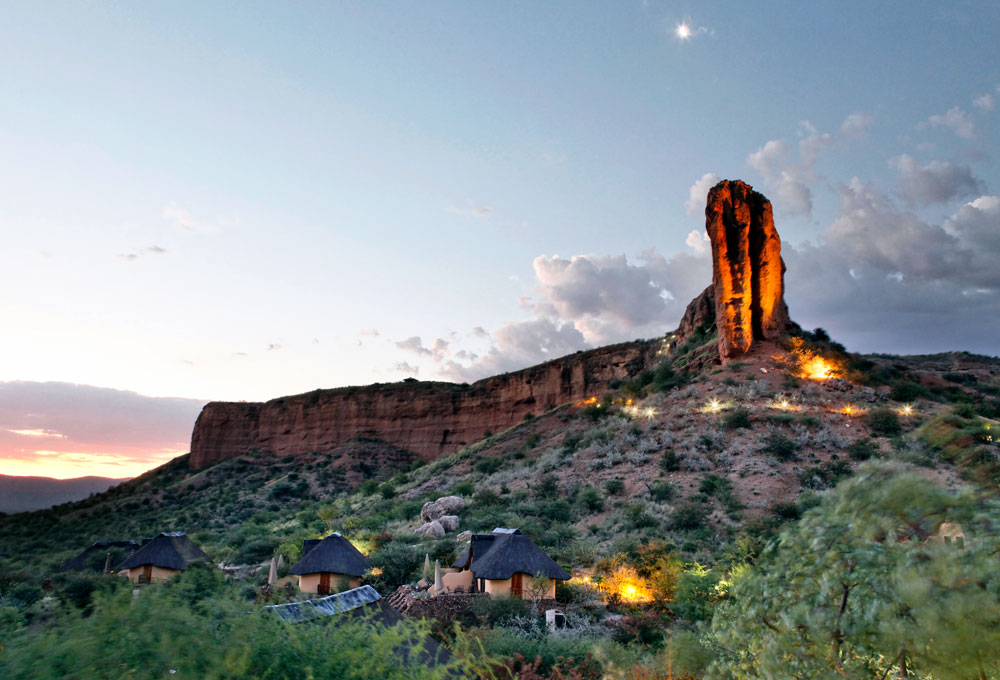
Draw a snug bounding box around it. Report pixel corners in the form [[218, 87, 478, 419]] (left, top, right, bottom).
[[747, 139, 814, 217], [163, 203, 235, 232], [891, 154, 984, 206], [840, 112, 873, 137], [685, 172, 720, 216], [392, 361, 420, 376], [973, 93, 994, 112], [926, 106, 975, 139], [446, 200, 492, 218], [685, 229, 711, 255]]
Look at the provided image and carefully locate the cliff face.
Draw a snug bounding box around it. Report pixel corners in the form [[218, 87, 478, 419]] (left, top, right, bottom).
[[705, 180, 791, 361], [189, 340, 658, 469]]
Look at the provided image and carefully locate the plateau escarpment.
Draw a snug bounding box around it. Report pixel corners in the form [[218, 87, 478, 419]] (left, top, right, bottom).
[[189, 340, 659, 469]]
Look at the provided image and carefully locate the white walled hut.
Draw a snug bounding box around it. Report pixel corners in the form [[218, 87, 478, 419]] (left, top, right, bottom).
[[289, 532, 371, 595], [456, 529, 570, 599], [115, 532, 210, 584]]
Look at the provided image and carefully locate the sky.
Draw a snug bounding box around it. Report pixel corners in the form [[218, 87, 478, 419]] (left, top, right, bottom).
[[2, 1, 998, 478]]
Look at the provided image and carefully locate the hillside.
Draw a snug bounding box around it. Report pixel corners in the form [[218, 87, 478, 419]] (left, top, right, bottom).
[[0, 475, 128, 514], [2, 330, 997, 575]]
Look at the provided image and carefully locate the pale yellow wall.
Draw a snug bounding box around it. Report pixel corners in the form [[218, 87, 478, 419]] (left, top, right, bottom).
[[441, 570, 474, 594], [122, 566, 179, 583], [929, 522, 967, 547], [484, 577, 511, 596], [484, 574, 556, 600], [297, 572, 360, 594]]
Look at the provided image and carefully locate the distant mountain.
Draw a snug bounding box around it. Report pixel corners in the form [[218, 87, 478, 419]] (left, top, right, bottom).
[[0, 474, 129, 513]]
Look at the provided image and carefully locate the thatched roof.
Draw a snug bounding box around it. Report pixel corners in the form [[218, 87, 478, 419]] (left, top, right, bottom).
[[453, 528, 523, 569], [59, 540, 139, 572], [115, 532, 210, 571], [471, 533, 570, 581], [289, 532, 371, 577]]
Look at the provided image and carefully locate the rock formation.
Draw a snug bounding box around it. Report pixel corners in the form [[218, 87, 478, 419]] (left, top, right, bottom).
[[189, 340, 658, 469], [704, 180, 791, 360]]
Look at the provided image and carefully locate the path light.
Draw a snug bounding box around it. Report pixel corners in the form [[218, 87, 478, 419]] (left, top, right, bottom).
[[707, 399, 722, 413], [843, 404, 854, 415], [644, 407, 656, 419], [900, 404, 913, 416]]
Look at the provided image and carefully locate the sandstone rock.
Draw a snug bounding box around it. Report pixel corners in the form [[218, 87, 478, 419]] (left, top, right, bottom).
[[674, 285, 715, 349], [437, 515, 460, 532], [420, 495, 467, 523], [189, 340, 660, 469], [415, 520, 445, 539], [455, 530, 473, 542], [705, 180, 791, 361]]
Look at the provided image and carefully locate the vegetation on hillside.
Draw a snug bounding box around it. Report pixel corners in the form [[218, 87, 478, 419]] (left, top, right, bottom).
[[2, 332, 999, 678]]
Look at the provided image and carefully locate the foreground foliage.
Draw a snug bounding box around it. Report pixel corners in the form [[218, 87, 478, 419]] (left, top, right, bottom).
[[710, 462, 1000, 679], [0, 567, 491, 679]]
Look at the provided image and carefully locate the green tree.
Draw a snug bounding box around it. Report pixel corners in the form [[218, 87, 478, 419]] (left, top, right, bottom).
[[709, 462, 1000, 679]]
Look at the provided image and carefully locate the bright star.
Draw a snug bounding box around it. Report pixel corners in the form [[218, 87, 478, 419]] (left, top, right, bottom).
[[676, 24, 691, 39]]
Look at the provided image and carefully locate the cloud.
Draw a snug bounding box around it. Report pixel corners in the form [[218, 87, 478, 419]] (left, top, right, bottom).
[[446, 200, 492, 218], [394, 336, 449, 361], [840, 112, 873, 137], [747, 139, 813, 217], [891, 154, 985, 207], [392, 361, 420, 376], [926, 106, 975, 139], [685, 229, 711, 255], [434, 243, 711, 382], [116, 245, 168, 261], [973, 93, 995, 112], [685, 173, 720, 216], [784, 182, 1000, 355], [0, 382, 205, 478], [439, 318, 587, 382], [266, 343, 282, 351]]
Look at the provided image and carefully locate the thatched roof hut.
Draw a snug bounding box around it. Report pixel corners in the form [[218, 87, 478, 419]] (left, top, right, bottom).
[[289, 532, 371, 577], [471, 533, 570, 581], [116, 532, 209, 571]]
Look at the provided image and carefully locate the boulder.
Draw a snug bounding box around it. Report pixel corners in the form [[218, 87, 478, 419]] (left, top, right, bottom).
[[420, 495, 466, 523], [415, 520, 445, 539], [438, 515, 460, 532]]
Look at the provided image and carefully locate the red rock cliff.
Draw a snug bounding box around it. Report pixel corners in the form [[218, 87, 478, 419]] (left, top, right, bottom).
[[705, 180, 791, 360], [189, 340, 658, 469]]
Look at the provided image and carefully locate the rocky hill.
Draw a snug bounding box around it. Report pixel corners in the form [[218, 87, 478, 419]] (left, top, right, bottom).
[[189, 339, 659, 469]]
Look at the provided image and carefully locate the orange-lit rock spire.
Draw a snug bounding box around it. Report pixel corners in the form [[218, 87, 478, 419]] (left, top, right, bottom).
[[705, 180, 790, 360]]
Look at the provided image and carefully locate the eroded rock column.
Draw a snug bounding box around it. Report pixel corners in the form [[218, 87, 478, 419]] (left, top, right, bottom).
[[705, 180, 790, 360]]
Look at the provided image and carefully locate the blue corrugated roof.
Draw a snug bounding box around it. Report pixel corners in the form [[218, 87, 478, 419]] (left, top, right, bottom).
[[266, 585, 382, 623]]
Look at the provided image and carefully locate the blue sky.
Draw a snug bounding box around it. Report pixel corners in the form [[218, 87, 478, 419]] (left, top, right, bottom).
[[1, 2, 998, 476]]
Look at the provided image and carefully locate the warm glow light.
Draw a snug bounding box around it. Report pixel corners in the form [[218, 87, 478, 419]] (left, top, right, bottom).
[[843, 405, 853, 415], [676, 23, 691, 39], [804, 356, 833, 380], [644, 407, 656, 419], [707, 399, 722, 413], [900, 405, 913, 415], [577, 396, 599, 406]]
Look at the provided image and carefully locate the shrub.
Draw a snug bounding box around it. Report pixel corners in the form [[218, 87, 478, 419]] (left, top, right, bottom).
[[761, 432, 798, 461], [469, 594, 530, 626], [625, 503, 658, 529], [378, 482, 396, 500], [660, 450, 682, 472], [367, 542, 420, 591], [890, 381, 925, 402], [867, 408, 902, 436], [525, 433, 542, 449], [475, 458, 502, 475], [604, 479, 626, 495], [534, 475, 559, 499], [671, 499, 710, 531], [849, 439, 879, 461], [359, 479, 379, 495], [771, 501, 801, 521], [649, 481, 675, 503], [724, 408, 752, 430], [451, 480, 475, 496], [578, 485, 604, 512]]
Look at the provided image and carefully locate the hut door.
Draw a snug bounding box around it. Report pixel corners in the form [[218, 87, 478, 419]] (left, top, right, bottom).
[[512, 572, 524, 598], [319, 572, 331, 595], [142, 564, 152, 584]]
